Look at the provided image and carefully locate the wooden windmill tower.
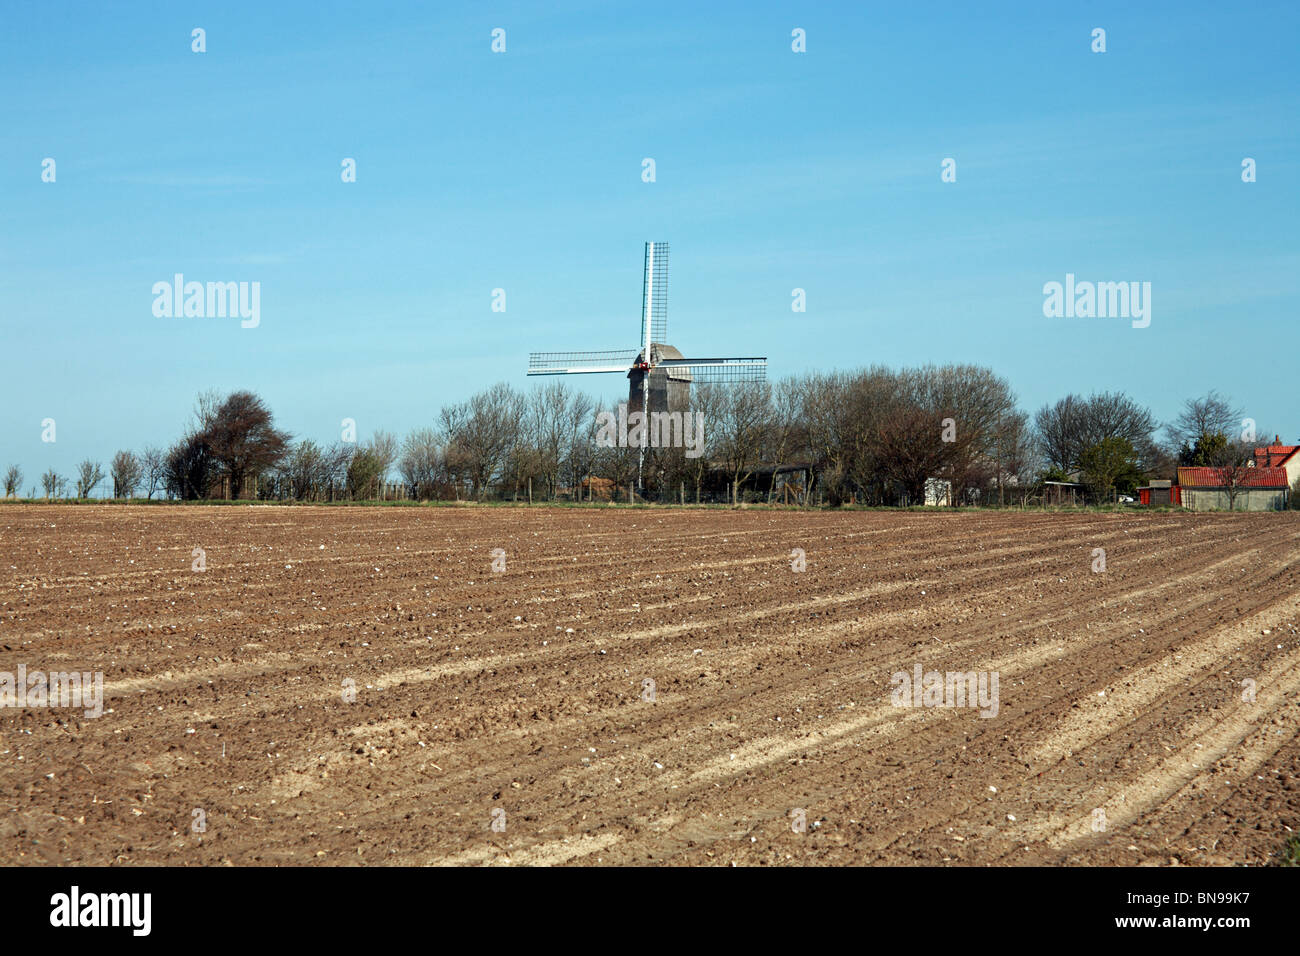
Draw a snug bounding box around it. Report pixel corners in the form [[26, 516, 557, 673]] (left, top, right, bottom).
[[526, 242, 767, 491]]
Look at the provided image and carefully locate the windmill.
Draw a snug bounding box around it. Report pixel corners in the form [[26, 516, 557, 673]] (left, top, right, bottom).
[[527, 242, 767, 493]]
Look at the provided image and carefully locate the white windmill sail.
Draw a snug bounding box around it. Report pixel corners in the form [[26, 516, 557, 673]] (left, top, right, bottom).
[[641, 241, 669, 351], [655, 356, 767, 384], [527, 241, 763, 382], [527, 350, 639, 375]]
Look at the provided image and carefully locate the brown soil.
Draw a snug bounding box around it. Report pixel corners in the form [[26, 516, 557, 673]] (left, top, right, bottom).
[[0, 505, 1296, 866]]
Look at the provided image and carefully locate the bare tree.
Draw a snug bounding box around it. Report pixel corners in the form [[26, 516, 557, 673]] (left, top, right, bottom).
[[526, 381, 579, 500], [437, 401, 470, 499], [1168, 390, 1242, 449], [280, 441, 319, 500], [3, 465, 21, 498], [764, 377, 806, 503], [713, 381, 771, 504], [277, 440, 346, 500], [1034, 395, 1083, 473], [800, 371, 870, 506], [914, 364, 1018, 504], [991, 411, 1038, 506], [75, 459, 105, 498], [440, 383, 523, 499], [368, 430, 399, 497], [562, 391, 597, 499], [322, 443, 353, 499], [503, 435, 543, 502], [205, 391, 291, 498], [111, 450, 143, 499], [140, 445, 165, 499], [41, 468, 60, 499], [164, 432, 215, 499], [679, 385, 722, 502], [841, 369, 899, 505], [1034, 392, 1156, 473], [873, 403, 953, 505], [347, 433, 398, 500], [192, 388, 222, 434], [399, 428, 443, 500], [1080, 392, 1158, 468]]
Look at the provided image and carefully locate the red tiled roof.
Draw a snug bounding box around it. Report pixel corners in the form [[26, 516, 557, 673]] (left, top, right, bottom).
[[1177, 466, 1289, 489], [1253, 445, 1298, 466]]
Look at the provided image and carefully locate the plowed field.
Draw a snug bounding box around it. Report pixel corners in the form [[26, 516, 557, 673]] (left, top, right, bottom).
[[1, 505, 1296, 865]]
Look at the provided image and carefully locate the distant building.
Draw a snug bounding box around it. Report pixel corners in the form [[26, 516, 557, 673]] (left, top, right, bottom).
[[1174, 437, 1297, 511], [1042, 480, 1084, 506], [1136, 479, 1178, 506], [1253, 436, 1300, 484]]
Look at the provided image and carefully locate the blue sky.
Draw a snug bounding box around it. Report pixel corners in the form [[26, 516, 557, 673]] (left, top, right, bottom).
[[2, 1, 1297, 491]]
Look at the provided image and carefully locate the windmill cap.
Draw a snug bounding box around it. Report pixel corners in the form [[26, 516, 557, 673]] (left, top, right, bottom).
[[631, 344, 693, 380]]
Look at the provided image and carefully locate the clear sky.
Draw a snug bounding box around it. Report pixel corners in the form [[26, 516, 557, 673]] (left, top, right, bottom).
[[2, 1, 1297, 493]]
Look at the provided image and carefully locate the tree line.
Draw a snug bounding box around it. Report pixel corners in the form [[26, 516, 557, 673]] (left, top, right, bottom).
[[2, 373, 1290, 507]]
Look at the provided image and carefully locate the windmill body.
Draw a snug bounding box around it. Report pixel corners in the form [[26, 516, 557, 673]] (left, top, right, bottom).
[[627, 343, 693, 417]]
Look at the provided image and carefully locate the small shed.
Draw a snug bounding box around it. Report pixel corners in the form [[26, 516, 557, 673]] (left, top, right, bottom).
[[1042, 480, 1084, 506], [1137, 479, 1179, 506]]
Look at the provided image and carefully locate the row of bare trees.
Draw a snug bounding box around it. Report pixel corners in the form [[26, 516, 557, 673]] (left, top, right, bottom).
[[397, 382, 598, 501], [783, 365, 1033, 506], [3, 377, 1279, 507], [4, 461, 132, 500], [376, 375, 1271, 506], [159, 390, 404, 502], [401, 366, 1039, 505]]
